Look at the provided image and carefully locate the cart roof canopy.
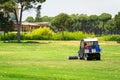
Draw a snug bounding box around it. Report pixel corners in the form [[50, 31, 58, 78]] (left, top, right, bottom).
[[83, 38, 98, 42]]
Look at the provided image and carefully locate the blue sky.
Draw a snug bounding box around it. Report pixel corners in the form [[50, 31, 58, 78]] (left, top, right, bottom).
[[22, 0, 120, 20]]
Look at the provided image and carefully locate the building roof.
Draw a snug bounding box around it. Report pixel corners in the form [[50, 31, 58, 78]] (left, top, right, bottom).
[[83, 38, 98, 42], [13, 21, 50, 27], [21, 22, 50, 27]]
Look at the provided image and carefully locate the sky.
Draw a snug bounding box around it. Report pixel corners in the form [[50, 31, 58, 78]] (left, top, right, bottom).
[[22, 0, 120, 21]]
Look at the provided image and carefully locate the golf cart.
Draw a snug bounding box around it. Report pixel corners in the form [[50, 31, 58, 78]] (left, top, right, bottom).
[[68, 38, 101, 60]]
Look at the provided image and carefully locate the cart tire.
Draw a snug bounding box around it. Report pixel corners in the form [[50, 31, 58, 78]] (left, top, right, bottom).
[[96, 57, 100, 60], [84, 56, 92, 60], [84, 54, 89, 60], [84, 56, 88, 60]]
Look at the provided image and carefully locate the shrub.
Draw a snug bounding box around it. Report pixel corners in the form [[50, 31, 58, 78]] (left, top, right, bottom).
[[0, 32, 27, 41], [32, 27, 55, 36], [24, 33, 33, 40], [52, 33, 62, 40], [0, 32, 17, 40], [51, 31, 91, 40], [0, 27, 96, 41], [100, 35, 120, 41], [31, 27, 55, 40], [63, 31, 86, 40]]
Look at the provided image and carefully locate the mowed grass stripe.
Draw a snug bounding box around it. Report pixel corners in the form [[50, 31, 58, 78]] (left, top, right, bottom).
[[0, 41, 120, 80]]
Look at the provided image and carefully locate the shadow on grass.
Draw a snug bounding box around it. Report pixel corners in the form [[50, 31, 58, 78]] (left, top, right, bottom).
[[117, 41, 120, 44], [0, 73, 53, 80], [1, 40, 51, 44]]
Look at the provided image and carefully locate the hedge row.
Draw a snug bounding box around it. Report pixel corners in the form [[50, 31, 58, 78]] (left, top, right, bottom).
[[0, 27, 120, 41], [0, 27, 95, 40], [100, 35, 120, 41]]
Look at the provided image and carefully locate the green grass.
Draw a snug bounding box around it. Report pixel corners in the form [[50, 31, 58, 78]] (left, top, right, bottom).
[[0, 41, 120, 80]]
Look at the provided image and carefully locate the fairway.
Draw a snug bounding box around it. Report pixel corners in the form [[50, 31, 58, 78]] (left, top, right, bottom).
[[0, 41, 120, 80]]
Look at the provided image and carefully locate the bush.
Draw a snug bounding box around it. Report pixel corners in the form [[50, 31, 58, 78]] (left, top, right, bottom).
[[52, 33, 62, 40], [0, 27, 96, 41], [0, 32, 17, 40], [0, 32, 28, 41], [31, 27, 55, 40], [32, 27, 54, 36], [24, 33, 33, 40], [100, 35, 120, 41], [63, 31, 87, 40], [52, 31, 95, 40]]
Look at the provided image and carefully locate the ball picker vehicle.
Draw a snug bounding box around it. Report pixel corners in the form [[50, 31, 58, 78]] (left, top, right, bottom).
[[69, 38, 101, 60]]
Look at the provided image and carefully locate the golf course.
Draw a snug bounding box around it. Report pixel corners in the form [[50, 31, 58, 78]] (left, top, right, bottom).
[[0, 41, 120, 80]]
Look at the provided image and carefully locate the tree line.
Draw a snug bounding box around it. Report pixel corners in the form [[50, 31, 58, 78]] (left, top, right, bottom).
[[26, 12, 120, 36]]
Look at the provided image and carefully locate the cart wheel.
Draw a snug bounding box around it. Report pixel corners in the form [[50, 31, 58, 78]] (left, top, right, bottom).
[[84, 54, 88, 60], [84, 57, 87, 60], [84, 56, 92, 60], [84, 56, 88, 60], [96, 57, 100, 60]]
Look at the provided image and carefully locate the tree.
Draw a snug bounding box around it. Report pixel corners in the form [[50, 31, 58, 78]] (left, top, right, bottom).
[[89, 15, 99, 34], [35, 5, 42, 22], [78, 14, 89, 33], [51, 13, 71, 40], [25, 16, 34, 22], [0, 12, 14, 42], [42, 16, 53, 22], [0, 0, 46, 42], [99, 13, 112, 22], [70, 14, 81, 32], [104, 19, 116, 34], [115, 12, 120, 34], [99, 13, 112, 34]]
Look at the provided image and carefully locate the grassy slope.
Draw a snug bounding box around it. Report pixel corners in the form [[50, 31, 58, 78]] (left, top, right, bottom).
[[0, 41, 120, 80]]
